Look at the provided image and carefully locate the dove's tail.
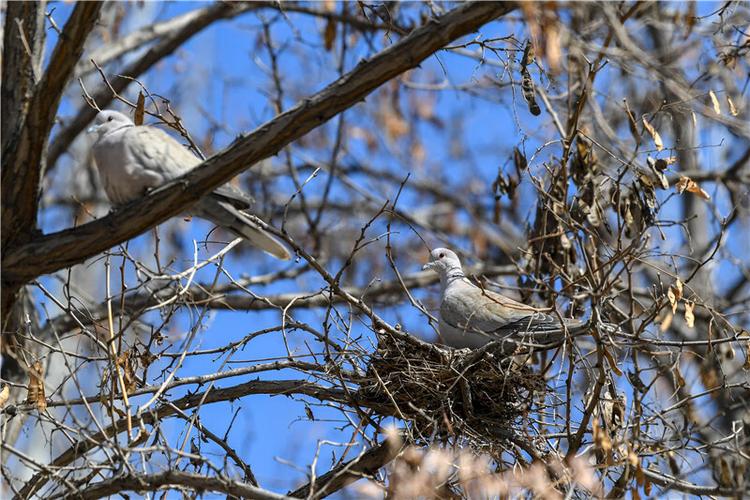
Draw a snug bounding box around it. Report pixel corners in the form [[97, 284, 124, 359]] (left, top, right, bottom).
[[196, 198, 292, 260]]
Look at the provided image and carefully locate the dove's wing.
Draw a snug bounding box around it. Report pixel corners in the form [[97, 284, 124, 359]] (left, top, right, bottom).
[[441, 279, 585, 343], [123, 126, 200, 178]]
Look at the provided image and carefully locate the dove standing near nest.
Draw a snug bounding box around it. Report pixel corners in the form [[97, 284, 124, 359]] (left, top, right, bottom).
[[89, 110, 291, 260], [422, 248, 587, 348]]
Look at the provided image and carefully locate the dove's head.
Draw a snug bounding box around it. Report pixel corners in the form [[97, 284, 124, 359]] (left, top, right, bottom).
[[88, 110, 134, 137], [422, 248, 463, 276]]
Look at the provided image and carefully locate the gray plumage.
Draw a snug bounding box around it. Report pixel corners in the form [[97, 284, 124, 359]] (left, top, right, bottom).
[[423, 248, 586, 348], [90, 110, 290, 260]]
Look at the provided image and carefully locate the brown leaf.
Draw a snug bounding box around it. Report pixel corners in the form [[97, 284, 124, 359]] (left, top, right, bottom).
[[684, 301, 695, 328], [350, 126, 378, 152], [545, 22, 561, 74], [0, 383, 9, 408], [642, 116, 663, 151], [134, 92, 145, 126], [726, 95, 739, 116], [673, 365, 686, 388], [627, 448, 639, 467], [667, 451, 680, 475], [513, 147, 528, 172], [743, 337, 750, 371], [668, 279, 683, 314], [632, 486, 642, 500], [323, 19, 337, 52], [675, 176, 710, 200], [716, 457, 734, 487], [623, 99, 640, 143], [660, 311, 673, 332], [383, 113, 408, 141], [592, 419, 612, 454], [117, 351, 137, 395], [709, 90, 721, 115], [26, 361, 47, 411], [603, 347, 623, 376], [722, 341, 735, 360]]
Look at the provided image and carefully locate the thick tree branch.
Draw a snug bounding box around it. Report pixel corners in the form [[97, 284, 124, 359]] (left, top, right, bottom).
[[0, 1, 46, 153], [3, 2, 516, 287], [2, 2, 101, 249], [289, 431, 407, 498], [65, 470, 293, 500]]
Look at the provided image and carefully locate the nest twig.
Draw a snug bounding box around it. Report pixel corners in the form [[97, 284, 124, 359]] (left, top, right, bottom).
[[359, 333, 547, 456]]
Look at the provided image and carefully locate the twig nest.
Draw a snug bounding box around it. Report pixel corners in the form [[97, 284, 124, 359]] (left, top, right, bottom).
[[359, 333, 546, 451]]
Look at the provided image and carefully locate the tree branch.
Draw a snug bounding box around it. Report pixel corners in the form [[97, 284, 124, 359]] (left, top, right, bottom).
[[289, 430, 407, 498], [14, 379, 350, 499], [3, 2, 516, 287], [1, 1, 46, 152], [2, 2, 102, 247], [66, 470, 293, 500]]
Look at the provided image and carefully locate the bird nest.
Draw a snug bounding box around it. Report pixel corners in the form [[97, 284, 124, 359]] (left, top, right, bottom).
[[358, 332, 547, 452]]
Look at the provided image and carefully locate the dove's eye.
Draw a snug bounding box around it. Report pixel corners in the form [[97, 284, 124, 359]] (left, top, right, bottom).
[[107, 116, 113, 122], [438, 252, 445, 259]]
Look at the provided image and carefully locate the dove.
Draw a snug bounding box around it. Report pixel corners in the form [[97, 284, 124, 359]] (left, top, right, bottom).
[[89, 110, 291, 260], [422, 248, 587, 348]]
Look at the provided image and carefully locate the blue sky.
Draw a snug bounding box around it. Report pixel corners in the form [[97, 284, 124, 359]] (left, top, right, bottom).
[[22, 1, 747, 497]]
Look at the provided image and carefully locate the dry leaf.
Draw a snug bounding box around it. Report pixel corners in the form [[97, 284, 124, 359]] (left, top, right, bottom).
[[513, 147, 528, 171], [628, 448, 639, 467], [667, 451, 680, 475], [726, 96, 739, 116], [660, 311, 674, 332], [383, 113, 408, 141], [716, 457, 733, 487], [675, 176, 710, 200], [709, 90, 721, 115], [743, 338, 750, 371], [592, 419, 612, 455], [673, 365, 686, 388], [722, 341, 735, 360], [642, 116, 663, 151], [26, 361, 47, 411], [684, 301, 695, 328], [116, 352, 137, 395], [323, 19, 337, 51], [134, 92, 145, 126], [691, 110, 697, 126], [0, 383, 9, 408], [604, 347, 623, 376], [411, 141, 426, 166], [623, 99, 640, 143], [667, 279, 682, 314], [546, 23, 561, 74]]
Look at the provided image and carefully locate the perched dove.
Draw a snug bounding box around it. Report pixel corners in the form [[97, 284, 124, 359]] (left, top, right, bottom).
[[423, 248, 587, 348], [89, 110, 291, 260]]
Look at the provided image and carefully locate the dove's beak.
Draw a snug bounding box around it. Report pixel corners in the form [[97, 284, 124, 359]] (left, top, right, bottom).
[[422, 261, 435, 272], [87, 123, 101, 134]]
